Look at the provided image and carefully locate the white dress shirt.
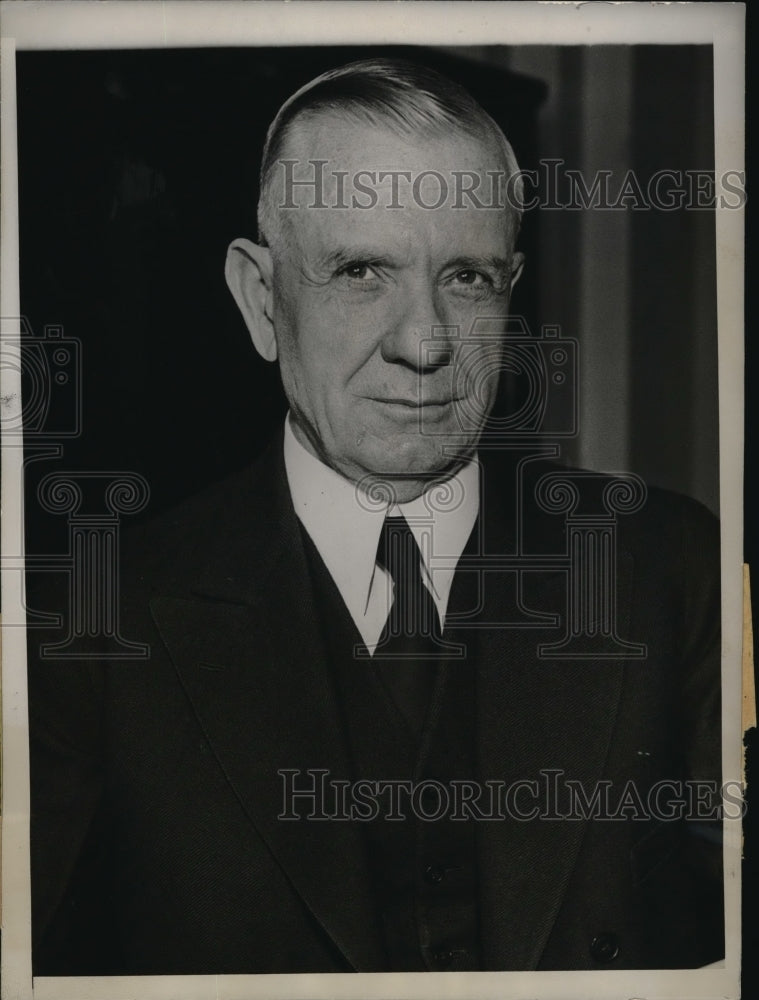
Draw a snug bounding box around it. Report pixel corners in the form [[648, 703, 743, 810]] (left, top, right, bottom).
[[283, 416, 479, 653]]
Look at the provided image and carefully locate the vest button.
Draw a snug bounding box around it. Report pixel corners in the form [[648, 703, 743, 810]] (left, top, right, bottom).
[[431, 949, 454, 968], [424, 865, 445, 884], [590, 933, 620, 964]]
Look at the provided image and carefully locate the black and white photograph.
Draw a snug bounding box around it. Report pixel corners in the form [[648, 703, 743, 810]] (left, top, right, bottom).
[[0, 3, 746, 999]]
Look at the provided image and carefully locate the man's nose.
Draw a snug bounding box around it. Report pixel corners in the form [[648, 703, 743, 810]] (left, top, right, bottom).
[[379, 282, 454, 371]]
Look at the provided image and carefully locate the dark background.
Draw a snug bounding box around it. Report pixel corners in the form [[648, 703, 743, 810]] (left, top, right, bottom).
[[16, 43, 749, 988]]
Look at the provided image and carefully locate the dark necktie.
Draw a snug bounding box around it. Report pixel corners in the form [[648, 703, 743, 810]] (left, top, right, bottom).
[[373, 515, 441, 735]]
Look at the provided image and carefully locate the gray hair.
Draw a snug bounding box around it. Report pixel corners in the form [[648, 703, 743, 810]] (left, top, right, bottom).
[[257, 57, 523, 250]]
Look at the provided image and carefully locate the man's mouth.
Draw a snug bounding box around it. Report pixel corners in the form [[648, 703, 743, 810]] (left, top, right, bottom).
[[370, 396, 457, 408]]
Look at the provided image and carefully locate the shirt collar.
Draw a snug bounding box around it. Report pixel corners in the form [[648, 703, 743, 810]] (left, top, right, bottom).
[[283, 415, 479, 628]]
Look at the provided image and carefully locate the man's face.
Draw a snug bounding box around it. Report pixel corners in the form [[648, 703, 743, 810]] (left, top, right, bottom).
[[269, 116, 523, 494]]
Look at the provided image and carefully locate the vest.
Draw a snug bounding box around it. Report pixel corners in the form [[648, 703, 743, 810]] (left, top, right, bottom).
[[300, 525, 482, 972]]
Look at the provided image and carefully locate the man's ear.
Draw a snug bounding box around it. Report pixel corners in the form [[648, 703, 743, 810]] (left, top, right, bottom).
[[510, 251, 525, 293], [224, 238, 277, 362]]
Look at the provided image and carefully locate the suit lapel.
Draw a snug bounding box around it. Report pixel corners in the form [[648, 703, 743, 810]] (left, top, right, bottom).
[[149, 442, 384, 971]]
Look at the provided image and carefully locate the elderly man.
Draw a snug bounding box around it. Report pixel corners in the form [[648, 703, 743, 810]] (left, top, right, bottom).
[[28, 58, 723, 975]]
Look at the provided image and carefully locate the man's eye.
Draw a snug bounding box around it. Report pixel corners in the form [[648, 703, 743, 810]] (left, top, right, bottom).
[[340, 263, 376, 281], [453, 269, 489, 286]]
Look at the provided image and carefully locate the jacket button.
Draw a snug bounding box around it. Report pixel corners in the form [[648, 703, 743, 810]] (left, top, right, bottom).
[[590, 933, 620, 963], [424, 865, 445, 884]]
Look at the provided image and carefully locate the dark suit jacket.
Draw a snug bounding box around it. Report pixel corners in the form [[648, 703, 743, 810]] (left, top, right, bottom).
[[27, 435, 724, 975]]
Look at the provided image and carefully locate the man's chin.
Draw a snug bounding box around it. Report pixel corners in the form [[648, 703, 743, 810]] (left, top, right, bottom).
[[347, 438, 473, 490]]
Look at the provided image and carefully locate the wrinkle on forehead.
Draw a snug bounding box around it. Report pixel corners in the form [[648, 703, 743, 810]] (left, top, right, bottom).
[[281, 200, 517, 281]]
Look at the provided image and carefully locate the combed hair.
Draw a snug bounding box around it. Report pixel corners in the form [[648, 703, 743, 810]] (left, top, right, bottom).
[[257, 58, 523, 248]]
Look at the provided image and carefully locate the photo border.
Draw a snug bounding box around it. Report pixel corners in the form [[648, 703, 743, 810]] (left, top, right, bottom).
[[0, 3, 745, 999]]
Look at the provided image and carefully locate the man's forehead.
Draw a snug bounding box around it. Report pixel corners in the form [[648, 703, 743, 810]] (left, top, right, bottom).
[[282, 112, 505, 177], [282, 194, 516, 267], [272, 114, 517, 253]]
